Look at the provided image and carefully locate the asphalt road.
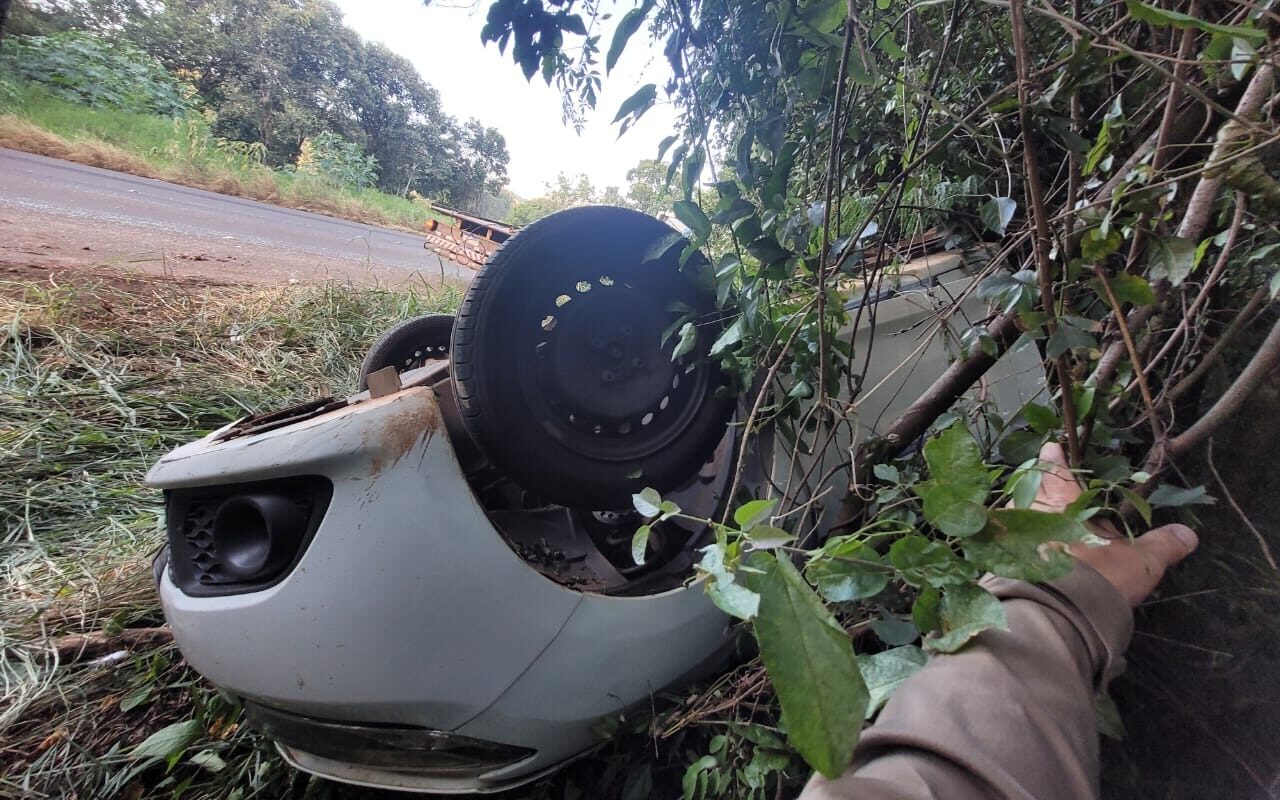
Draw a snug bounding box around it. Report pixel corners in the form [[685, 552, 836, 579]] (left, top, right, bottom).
[[0, 148, 468, 281]]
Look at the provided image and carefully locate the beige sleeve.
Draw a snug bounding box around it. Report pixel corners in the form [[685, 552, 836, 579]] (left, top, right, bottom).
[[800, 562, 1133, 800]]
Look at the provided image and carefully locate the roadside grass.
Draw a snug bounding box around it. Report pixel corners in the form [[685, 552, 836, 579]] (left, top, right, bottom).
[[0, 270, 460, 798], [0, 84, 443, 234]]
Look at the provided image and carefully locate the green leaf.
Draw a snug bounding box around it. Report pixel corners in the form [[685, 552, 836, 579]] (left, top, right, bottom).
[[130, 719, 201, 760], [735, 498, 779, 531], [924, 423, 989, 493], [872, 463, 900, 483], [808, 538, 890, 602], [189, 749, 227, 773], [754, 554, 868, 778], [979, 196, 1017, 237], [858, 645, 927, 717], [1118, 487, 1152, 526], [1023, 402, 1060, 434], [606, 0, 655, 73], [1081, 227, 1123, 261], [912, 585, 940, 632], [921, 484, 989, 538], [927, 583, 1008, 653], [1104, 273, 1156, 306], [643, 230, 684, 264], [659, 499, 682, 520], [1147, 235, 1197, 287], [120, 683, 152, 713], [747, 525, 795, 550], [1125, 0, 1265, 42], [1006, 461, 1044, 510], [612, 82, 657, 123], [964, 509, 1090, 582], [708, 580, 761, 620], [632, 487, 663, 518], [1148, 483, 1216, 507], [674, 200, 711, 243], [672, 322, 697, 361], [1046, 317, 1097, 359], [1270, 270, 1280, 301], [709, 317, 746, 356], [632, 524, 651, 565], [889, 535, 974, 587]]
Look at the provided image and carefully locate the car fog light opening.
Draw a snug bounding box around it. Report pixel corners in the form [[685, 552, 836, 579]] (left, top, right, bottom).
[[164, 476, 332, 596], [213, 494, 305, 580], [244, 702, 535, 778]]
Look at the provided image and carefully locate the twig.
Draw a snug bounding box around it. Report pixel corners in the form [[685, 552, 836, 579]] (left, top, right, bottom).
[[1151, 316, 1280, 471], [51, 627, 173, 663], [832, 312, 1022, 533], [1094, 267, 1164, 444], [1166, 285, 1272, 403], [1010, 0, 1081, 464], [1206, 440, 1278, 574]]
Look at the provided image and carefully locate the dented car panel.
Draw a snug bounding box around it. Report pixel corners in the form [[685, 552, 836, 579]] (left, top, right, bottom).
[[149, 385, 733, 792]]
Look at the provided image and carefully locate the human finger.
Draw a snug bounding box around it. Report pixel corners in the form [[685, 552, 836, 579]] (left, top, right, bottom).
[[1031, 441, 1082, 512]]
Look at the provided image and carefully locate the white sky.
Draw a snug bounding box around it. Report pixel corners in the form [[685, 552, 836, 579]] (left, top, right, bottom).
[[331, 0, 676, 198]]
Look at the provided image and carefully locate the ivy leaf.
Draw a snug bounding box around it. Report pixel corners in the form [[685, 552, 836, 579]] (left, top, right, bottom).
[[747, 525, 795, 550], [964, 509, 1090, 582], [1148, 483, 1216, 507], [130, 719, 202, 760], [1124, 0, 1265, 42], [808, 538, 890, 602], [979, 196, 1017, 237], [858, 645, 927, 717], [754, 553, 868, 778], [673, 200, 712, 243], [708, 579, 761, 620], [912, 585, 940, 632], [1102, 273, 1155, 306], [606, 0, 655, 73], [631, 524, 651, 565], [1023, 402, 1060, 434], [927, 583, 1008, 653], [924, 423, 989, 493], [612, 82, 657, 124], [873, 463, 900, 483], [889, 535, 975, 588], [1118, 487, 1152, 526], [1045, 316, 1097, 359], [632, 487, 663, 518], [734, 498, 779, 531], [671, 322, 697, 361], [1147, 235, 1197, 287], [921, 484, 989, 538]]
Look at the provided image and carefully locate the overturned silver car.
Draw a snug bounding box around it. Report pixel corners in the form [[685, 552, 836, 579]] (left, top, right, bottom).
[[148, 207, 1043, 793]]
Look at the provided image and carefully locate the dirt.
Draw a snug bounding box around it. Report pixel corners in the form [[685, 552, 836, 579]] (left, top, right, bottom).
[[0, 206, 462, 289]]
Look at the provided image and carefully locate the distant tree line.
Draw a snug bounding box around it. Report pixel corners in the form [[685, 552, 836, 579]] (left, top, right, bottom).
[[8, 0, 510, 210]]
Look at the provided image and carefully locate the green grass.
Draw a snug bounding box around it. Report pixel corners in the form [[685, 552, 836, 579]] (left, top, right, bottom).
[[0, 272, 460, 798], [0, 84, 443, 233]]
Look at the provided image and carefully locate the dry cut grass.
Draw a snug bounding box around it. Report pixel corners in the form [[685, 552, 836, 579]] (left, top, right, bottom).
[[0, 268, 460, 798]]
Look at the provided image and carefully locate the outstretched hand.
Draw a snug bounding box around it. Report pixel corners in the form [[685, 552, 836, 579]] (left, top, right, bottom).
[[1031, 442, 1198, 606]]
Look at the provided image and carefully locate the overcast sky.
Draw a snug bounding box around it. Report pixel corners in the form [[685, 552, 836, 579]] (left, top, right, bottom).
[[331, 0, 676, 198]]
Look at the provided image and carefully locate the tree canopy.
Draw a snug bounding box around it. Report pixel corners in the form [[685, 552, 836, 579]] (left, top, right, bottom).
[[10, 0, 510, 208]]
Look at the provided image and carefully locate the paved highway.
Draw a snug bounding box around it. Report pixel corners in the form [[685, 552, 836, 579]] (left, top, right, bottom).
[[0, 148, 468, 282]]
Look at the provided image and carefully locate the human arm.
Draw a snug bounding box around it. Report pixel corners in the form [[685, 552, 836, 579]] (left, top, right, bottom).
[[800, 443, 1198, 800]]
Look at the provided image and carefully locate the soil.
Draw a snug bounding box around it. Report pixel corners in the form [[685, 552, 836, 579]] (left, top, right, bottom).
[[0, 205, 463, 289]]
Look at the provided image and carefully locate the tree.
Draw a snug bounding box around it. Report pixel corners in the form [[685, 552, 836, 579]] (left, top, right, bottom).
[[624, 158, 680, 219], [479, 0, 1280, 789]]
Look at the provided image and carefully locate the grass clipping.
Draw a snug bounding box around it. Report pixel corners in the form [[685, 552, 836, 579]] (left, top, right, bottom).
[[0, 270, 459, 797]]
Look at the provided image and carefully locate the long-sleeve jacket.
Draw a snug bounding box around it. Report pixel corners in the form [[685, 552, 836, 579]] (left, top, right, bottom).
[[801, 563, 1132, 800]]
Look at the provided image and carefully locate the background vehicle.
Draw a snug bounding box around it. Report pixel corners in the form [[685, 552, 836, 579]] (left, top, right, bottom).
[[148, 207, 1043, 793]]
